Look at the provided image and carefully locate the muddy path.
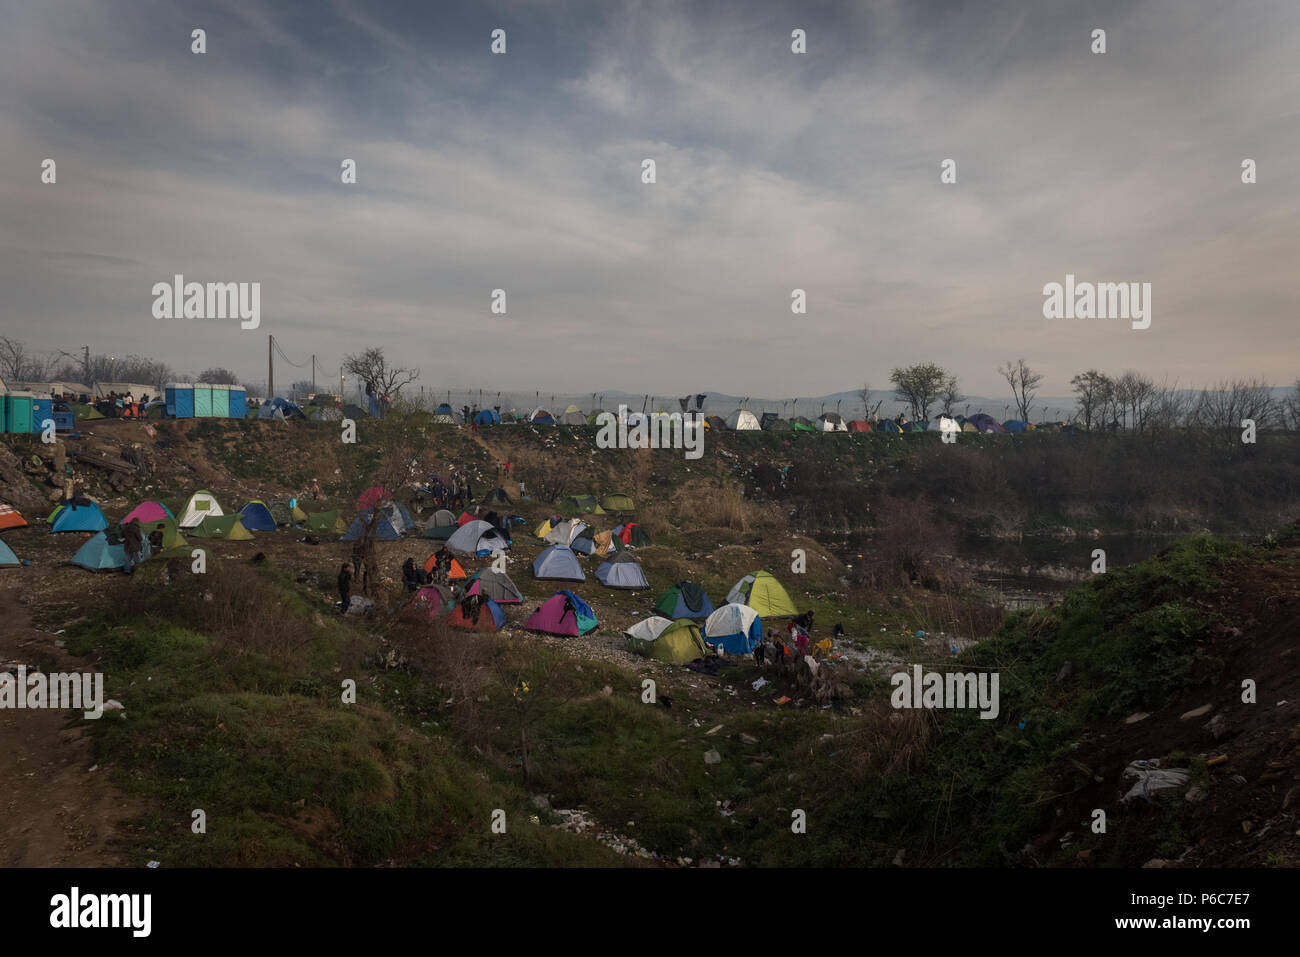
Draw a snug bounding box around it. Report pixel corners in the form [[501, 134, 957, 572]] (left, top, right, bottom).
[[0, 582, 148, 866]]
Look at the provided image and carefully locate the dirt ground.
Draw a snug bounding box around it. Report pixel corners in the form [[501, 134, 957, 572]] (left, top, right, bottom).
[[0, 581, 148, 866]]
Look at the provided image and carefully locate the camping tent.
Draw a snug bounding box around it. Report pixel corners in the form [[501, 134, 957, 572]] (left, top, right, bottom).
[[762, 416, 791, 431], [614, 522, 652, 547], [595, 552, 649, 589], [704, 415, 727, 431], [529, 408, 556, 424], [424, 552, 466, 579], [624, 617, 708, 664], [0, 538, 19, 567], [121, 501, 172, 525], [532, 544, 585, 582], [445, 519, 509, 556], [1003, 419, 1028, 433], [524, 590, 598, 636], [818, 413, 848, 432], [601, 492, 635, 512], [50, 501, 108, 533], [566, 494, 600, 512], [726, 409, 760, 431], [304, 510, 347, 537], [703, 603, 764, 654], [726, 570, 798, 618], [137, 517, 187, 550], [876, 419, 903, 433], [447, 597, 507, 631], [411, 585, 451, 619], [465, 568, 523, 604], [482, 487, 513, 505], [267, 501, 294, 526], [422, 509, 458, 540], [0, 503, 28, 531], [653, 581, 715, 620], [434, 403, 462, 423], [790, 416, 816, 432], [341, 510, 401, 542], [188, 515, 254, 540], [238, 501, 277, 531], [847, 420, 873, 433], [70, 532, 151, 572], [474, 409, 501, 426], [544, 518, 588, 547], [178, 490, 223, 528], [561, 405, 586, 425], [966, 413, 1004, 433]]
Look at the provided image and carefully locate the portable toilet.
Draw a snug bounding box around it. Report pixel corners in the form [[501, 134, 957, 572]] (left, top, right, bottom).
[[166, 383, 195, 419], [212, 384, 230, 418], [0, 394, 7, 433], [31, 397, 53, 434], [228, 386, 247, 418], [193, 383, 213, 417], [4, 392, 35, 434]]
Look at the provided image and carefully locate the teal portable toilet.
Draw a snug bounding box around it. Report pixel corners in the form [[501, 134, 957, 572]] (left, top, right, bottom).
[[194, 383, 213, 417], [212, 384, 230, 417], [5, 392, 35, 434], [0, 394, 8, 433]]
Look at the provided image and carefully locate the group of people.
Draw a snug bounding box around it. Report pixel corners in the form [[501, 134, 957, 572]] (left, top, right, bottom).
[[95, 391, 152, 419]]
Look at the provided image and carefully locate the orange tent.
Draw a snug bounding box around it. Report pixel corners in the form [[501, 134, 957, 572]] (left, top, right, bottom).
[[0, 504, 27, 531], [424, 553, 467, 579]]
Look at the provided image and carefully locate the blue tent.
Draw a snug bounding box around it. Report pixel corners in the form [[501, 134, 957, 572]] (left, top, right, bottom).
[[703, 604, 764, 655], [257, 396, 304, 420], [341, 509, 401, 542], [50, 501, 108, 533], [532, 544, 585, 582], [876, 419, 903, 433], [1003, 419, 1028, 433], [595, 553, 649, 590], [474, 409, 501, 426], [0, 538, 19, 567], [70, 532, 151, 572], [238, 501, 277, 531]]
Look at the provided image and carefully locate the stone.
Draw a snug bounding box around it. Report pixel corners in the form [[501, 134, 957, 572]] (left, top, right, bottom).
[[703, 750, 721, 765], [1180, 704, 1212, 720]]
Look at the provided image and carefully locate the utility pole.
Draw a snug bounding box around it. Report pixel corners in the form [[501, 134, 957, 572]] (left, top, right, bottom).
[[267, 334, 274, 400], [311, 354, 316, 394]]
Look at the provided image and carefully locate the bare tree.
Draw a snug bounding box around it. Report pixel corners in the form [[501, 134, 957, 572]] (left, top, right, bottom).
[[1194, 378, 1280, 433], [857, 383, 884, 420], [198, 368, 241, 385], [890, 363, 950, 422], [1284, 377, 1300, 430], [999, 359, 1043, 423], [939, 375, 965, 417], [342, 348, 419, 416], [1070, 370, 1112, 431], [0, 337, 59, 381]]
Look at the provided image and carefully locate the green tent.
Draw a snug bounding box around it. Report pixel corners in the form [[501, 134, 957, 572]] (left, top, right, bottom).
[[140, 516, 188, 550], [601, 492, 634, 512], [188, 515, 255, 540], [624, 617, 708, 664], [268, 501, 294, 526], [305, 510, 346, 537], [566, 494, 602, 512]]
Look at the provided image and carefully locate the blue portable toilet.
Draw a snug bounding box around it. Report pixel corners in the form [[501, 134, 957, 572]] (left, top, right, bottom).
[[166, 383, 195, 418], [32, 398, 53, 434], [228, 387, 246, 418]]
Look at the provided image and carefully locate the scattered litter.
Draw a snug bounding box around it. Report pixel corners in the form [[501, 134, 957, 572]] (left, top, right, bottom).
[[146, 861, 160, 869], [103, 699, 124, 711], [774, 696, 792, 707], [1122, 759, 1190, 802], [751, 678, 768, 691], [705, 724, 723, 735]]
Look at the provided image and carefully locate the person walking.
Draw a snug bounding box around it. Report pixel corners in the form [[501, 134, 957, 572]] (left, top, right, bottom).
[[338, 563, 353, 614]]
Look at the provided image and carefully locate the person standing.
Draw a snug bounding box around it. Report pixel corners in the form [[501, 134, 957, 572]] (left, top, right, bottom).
[[338, 563, 353, 614], [122, 518, 144, 575], [148, 523, 166, 553], [311, 480, 320, 502]]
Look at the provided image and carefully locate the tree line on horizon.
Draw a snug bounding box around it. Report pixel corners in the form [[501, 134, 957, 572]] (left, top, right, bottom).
[[3, 336, 1298, 432]]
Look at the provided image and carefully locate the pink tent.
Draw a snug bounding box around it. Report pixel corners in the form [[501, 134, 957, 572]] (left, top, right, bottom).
[[121, 500, 171, 524], [523, 591, 597, 636], [411, 586, 450, 619], [355, 487, 390, 510]]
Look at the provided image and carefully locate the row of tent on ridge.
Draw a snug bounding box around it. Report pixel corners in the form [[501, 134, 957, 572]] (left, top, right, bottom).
[[433, 402, 1065, 434]]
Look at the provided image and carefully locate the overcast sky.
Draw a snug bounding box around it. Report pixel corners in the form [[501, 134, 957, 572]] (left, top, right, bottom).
[[2, 0, 1296, 397]]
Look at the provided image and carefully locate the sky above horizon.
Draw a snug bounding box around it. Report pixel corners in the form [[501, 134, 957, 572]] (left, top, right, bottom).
[[2, 0, 1297, 397]]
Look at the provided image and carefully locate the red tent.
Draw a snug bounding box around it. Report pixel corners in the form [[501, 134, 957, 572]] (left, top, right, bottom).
[[456, 511, 476, 526], [848, 420, 873, 433], [356, 487, 390, 510]]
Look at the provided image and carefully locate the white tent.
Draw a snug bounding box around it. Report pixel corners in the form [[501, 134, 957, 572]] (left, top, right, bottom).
[[446, 519, 509, 556], [178, 490, 223, 528], [623, 616, 673, 642], [726, 409, 760, 430], [544, 518, 588, 546]]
